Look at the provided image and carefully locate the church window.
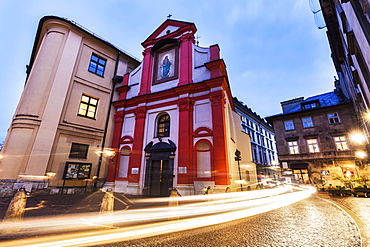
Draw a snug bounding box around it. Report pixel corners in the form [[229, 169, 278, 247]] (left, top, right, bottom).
[[196, 142, 212, 178], [69, 143, 89, 159], [88, 54, 106, 76], [118, 147, 131, 178], [78, 94, 99, 119], [157, 113, 170, 137]]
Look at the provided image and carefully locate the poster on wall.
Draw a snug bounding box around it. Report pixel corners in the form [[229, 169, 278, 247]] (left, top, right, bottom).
[[63, 162, 92, 180]]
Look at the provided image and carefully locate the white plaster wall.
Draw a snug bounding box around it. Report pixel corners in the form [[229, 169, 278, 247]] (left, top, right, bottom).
[[193, 99, 212, 131], [193, 45, 211, 83], [151, 79, 179, 93]]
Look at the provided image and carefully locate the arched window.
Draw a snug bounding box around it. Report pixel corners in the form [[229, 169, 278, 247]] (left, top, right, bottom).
[[196, 142, 211, 178], [157, 113, 170, 137], [118, 147, 131, 178]]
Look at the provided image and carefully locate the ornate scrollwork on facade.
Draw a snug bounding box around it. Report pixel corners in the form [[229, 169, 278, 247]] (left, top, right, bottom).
[[210, 93, 225, 106], [177, 98, 194, 112], [114, 111, 124, 123], [135, 108, 147, 119], [178, 32, 195, 43]]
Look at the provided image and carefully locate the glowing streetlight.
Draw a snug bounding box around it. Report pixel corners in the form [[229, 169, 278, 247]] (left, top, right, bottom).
[[355, 150, 367, 159], [350, 132, 366, 144]]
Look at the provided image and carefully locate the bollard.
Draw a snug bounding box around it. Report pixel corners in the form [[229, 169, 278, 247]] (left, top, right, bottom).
[[100, 189, 114, 227], [2, 189, 27, 234], [100, 189, 114, 212], [168, 189, 179, 220]]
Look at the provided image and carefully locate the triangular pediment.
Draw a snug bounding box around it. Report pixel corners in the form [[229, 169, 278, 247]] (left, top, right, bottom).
[[142, 19, 197, 47]]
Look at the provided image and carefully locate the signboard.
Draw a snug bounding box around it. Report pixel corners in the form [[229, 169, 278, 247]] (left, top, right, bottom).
[[63, 162, 92, 180]]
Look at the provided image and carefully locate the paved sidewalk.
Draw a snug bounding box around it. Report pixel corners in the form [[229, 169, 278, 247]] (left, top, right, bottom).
[[316, 191, 370, 247]]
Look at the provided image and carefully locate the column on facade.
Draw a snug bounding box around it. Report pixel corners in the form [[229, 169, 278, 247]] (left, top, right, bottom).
[[210, 91, 229, 185], [178, 33, 194, 86], [127, 107, 147, 183], [177, 98, 194, 184], [139, 47, 153, 96], [106, 111, 124, 182], [25, 28, 82, 176]]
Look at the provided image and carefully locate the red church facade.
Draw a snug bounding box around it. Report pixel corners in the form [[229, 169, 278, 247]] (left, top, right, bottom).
[[105, 19, 255, 196]]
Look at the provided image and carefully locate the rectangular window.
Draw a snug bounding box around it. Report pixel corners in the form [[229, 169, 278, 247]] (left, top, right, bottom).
[[334, 136, 349, 151], [288, 141, 299, 154], [328, 113, 340, 124], [69, 143, 89, 159], [307, 139, 320, 153], [284, 120, 294, 131], [88, 54, 106, 76], [302, 102, 318, 109], [78, 94, 99, 119], [302, 117, 313, 128]]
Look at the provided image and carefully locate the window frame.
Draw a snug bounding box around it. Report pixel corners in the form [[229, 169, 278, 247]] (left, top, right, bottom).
[[307, 139, 320, 153], [69, 143, 89, 159], [78, 94, 99, 119], [156, 113, 170, 138], [328, 112, 341, 124], [88, 54, 106, 77], [334, 136, 349, 151], [302, 117, 314, 128], [284, 120, 295, 131], [288, 141, 299, 154]]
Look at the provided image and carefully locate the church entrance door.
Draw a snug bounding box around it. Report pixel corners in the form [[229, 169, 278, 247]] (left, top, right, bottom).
[[148, 159, 173, 196], [144, 140, 176, 197]]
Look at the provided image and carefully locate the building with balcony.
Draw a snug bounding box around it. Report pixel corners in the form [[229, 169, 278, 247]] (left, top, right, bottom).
[[266, 88, 364, 187]]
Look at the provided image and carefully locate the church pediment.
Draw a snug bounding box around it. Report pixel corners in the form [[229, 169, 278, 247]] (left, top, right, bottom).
[[142, 19, 197, 47]]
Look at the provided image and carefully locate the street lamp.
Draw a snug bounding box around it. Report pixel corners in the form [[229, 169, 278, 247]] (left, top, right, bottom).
[[235, 149, 243, 191], [350, 132, 367, 145]]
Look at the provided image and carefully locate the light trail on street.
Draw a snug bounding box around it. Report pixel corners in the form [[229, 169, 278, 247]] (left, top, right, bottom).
[[0, 185, 315, 247]]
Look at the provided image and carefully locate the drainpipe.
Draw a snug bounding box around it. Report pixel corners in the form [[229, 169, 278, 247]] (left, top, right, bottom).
[[95, 51, 122, 186]]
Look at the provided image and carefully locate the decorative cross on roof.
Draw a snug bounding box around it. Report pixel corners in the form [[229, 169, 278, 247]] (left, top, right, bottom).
[[167, 14, 172, 19], [195, 35, 201, 46]]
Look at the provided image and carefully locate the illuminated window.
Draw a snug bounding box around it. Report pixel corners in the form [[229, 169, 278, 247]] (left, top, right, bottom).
[[69, 143, 89, 159], [284, 120, 294, 131], [78, 94, 99, 119], [288, 141, 299, 154], [328, 112, 340, 124], [334, 136, 349, 151], [157, 114, 170, 137], [302, 117, 313, 128], [307, 139, 320, 153], [88, 54, 106, 76]]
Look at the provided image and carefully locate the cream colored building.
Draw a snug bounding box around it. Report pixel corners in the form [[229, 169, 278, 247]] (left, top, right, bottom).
[[0, 16, 139, 192]]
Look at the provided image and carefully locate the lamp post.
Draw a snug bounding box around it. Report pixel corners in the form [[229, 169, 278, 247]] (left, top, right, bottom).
[[235, 149, 243, 191]]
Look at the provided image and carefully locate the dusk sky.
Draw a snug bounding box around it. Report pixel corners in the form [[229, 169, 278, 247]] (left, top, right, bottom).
[[0, 0, 336, 142]]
